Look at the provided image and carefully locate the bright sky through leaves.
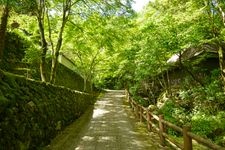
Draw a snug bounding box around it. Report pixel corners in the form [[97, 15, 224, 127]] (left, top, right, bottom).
[[132, 0, 150, 12]]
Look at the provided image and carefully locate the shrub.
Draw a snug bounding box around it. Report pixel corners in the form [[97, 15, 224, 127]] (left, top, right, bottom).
[[159, 100, 189, 136], [191, 111, 225, 143]]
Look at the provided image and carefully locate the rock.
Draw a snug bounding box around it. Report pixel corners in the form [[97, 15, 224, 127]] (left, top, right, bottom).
[[148, 105, 158, 111], [55, 121, 62, 131], [27, 101, 36, 112]]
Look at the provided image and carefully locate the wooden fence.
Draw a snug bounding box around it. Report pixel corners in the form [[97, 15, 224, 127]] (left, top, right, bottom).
[[125, 90, 225, 150]]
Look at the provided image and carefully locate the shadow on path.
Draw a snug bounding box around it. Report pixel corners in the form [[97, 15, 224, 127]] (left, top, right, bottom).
[[45, 90, 171, 150]]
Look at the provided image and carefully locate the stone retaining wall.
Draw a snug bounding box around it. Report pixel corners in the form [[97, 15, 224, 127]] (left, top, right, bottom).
[[0, 71, 94, 149]]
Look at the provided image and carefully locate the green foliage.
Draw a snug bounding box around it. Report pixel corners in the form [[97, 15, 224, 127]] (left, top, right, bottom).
[[23, 46, 41, 64], [0, 31, 34, 74], [8, 13, 40, 64], [159, 100, 190, 136], [179, 69, 225, 115], [1, 0, 225, 146], [157, 69, 225, 145], [191, 112, 225, 137], [3, 32, 29, 62], [63, 7, 134, 89], [190, 111, 225, 146]]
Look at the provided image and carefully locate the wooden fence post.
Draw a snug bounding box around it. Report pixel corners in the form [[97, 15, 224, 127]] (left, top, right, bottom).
[[128, 95, 131, 104], [183, 125, 192, 150], [139, 106, 143, 122], [132, 102, 135, 112], [125, 90, 128, 100], [159, 115, 166, 146], [127, 91, 130, 104], [135, 104, 139, 118], [147, 110, 152, 131]]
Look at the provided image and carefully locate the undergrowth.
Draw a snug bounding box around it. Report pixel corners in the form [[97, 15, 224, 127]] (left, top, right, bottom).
[[158, 69, 225, 146]]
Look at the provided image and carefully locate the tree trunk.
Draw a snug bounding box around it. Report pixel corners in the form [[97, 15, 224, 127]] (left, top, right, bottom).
[[50, 0, 70, 83], [89, 79, 93, 92], [166, 70, 172, 97], [83, 77, 87, 92], [50, 36, 62, 83], [38, 17, 48, 82], [215, 1, 225, 90], [36, 0, 48, 82], [217, 1, 225, 27], [50, 50, 60, 83], [90, 83, 93, 92], [218, 46, 225, 90], [0, 2, 9, 62], [178, 51, 204, 86]]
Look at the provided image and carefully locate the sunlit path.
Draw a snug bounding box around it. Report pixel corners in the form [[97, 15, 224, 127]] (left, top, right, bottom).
[[46, 90, 171, 150]]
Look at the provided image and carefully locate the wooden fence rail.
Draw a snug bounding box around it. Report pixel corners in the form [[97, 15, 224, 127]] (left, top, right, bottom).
[[125, 90, 225, 150]]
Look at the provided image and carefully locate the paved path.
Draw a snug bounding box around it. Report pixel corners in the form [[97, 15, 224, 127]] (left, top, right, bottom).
[[46, 90, 171, 150]]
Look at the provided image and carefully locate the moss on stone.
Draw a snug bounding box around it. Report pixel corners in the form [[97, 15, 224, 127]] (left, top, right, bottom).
[[0, 71, 95, 149]]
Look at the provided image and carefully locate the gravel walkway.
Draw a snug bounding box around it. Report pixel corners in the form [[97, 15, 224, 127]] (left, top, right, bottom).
[[46, 90, 171, 150]]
